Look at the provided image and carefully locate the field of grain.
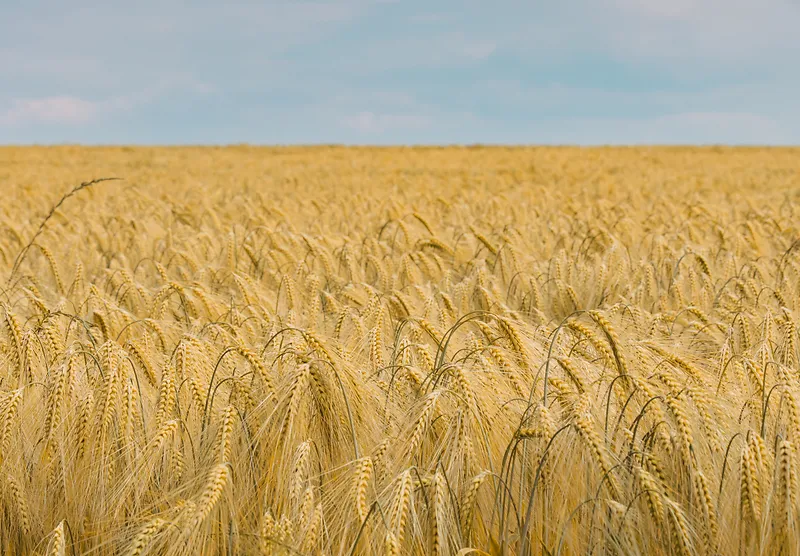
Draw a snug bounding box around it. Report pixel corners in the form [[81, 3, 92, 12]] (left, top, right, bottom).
[[1, 146, 799, 555]]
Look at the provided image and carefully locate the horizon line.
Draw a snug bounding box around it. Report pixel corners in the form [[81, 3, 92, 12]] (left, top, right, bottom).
[[2, 143, 799, 149]]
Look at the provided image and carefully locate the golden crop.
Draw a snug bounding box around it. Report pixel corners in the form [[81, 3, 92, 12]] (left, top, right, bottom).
[[1, 145, 799, 555]]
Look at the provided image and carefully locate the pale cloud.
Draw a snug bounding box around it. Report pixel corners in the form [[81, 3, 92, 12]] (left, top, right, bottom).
[[480, 81, 800, 112], [595, 0, 800, 62], [2, 0, 799, 144], [653, 111, 783, 135], [0, 75, 216, 128], [496, 0, 800, 74], [0, 92, 148, 127], [328, 91, 416, 106], [666, 112, 789, 145], [471, 79, 798, 144], [634, 112, 785, 143], [341, 111, 429, 134], [0, 0, 376, 93], [0, 49, 101, 81], [1, 97, 98, 126], [409, 12, 449, 24], [461, 40, 496, 61], [552, 111, 791, 145], [331, 31, 497, 73]]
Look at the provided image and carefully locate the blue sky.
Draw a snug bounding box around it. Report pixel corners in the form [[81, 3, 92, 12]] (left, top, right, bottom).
[[1, 0, 799, 145]]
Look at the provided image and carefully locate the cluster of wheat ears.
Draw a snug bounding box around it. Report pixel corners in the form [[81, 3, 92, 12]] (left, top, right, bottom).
[[1, 146, 800, 555]]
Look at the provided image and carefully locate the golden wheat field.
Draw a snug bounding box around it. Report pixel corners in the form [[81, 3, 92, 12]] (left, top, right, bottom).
[[1, 146, 800, 555]]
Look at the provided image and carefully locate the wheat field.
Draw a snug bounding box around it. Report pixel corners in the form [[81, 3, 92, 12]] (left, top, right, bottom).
[[1, 146, 800, 555]]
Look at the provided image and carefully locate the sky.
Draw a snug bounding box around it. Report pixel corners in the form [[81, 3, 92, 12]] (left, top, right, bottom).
[[1, 0, 799, 145]]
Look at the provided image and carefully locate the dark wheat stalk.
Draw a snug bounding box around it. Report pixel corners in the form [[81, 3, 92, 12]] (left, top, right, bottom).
[[9, 177, 121, 282]]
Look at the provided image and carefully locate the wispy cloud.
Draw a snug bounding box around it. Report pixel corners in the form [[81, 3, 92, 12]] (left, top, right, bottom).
[[341, 111, 429, 134], [0, 75, 215, 129], [641, 111, 787, 144], [1, 96, 100, 126], [1, 0, 799, 144], [330, 30, 497, 73], [584, 0, 800, 64], [480, 80, 800, 112], [545, 111, 790, 145]]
